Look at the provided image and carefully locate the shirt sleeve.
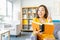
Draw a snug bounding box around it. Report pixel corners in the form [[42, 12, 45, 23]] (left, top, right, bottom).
[[32, 18, 40, 32]]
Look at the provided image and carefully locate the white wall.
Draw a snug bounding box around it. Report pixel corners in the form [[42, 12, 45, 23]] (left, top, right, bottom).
[[1, 0, 21, 25], [13, 0, 21, 23], [21, 0, 60, 20]]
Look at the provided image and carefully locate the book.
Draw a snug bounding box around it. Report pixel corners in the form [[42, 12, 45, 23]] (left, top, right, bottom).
[[39, 24, 44, 32], [32, 21, 54, 34], [32, 21, 54, 25]]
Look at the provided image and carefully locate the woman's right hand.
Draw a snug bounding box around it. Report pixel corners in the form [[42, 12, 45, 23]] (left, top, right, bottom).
[[33, 30, 43, 35], [33, 30, 41, 34], [33, 31, 39, 36], [35, 31, 39, 34]]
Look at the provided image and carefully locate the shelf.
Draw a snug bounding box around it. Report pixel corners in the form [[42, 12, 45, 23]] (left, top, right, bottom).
[[22, 12, 26, 14], [22, 24, 28, 25], [28, 24, 31, 26], [28, 18, 33, 19], [23, 18, 28, 20], [21, 29, 33, 32], [22, 18, 33, 20], [22, 23, 28, 25], [22, 7, 37, 32], [22, 6, 37, 9]]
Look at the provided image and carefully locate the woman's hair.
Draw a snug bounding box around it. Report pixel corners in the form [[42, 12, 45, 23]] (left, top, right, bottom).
[[36, 5, 48, 19]]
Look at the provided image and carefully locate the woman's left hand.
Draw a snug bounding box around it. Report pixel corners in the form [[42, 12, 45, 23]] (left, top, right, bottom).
[[47, 16, 52, 22]]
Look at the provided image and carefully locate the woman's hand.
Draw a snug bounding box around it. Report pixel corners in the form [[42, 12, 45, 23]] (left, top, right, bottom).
[[33, 30, 43, 36], [33, 30, 40, 34], [34, 31, 39, 34], [47, 16, 52, 22]]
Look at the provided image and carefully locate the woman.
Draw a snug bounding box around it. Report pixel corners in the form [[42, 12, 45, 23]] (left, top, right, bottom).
[[31, 5, 55, 40]]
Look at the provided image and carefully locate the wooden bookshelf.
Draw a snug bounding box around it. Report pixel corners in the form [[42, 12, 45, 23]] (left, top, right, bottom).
[[21, 7, 37, 32]]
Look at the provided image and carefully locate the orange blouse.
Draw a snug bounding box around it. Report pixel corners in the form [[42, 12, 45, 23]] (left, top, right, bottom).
[[32, 17, 49, 31], [33, 17, 48, 23], [32, 17, 55, 40]]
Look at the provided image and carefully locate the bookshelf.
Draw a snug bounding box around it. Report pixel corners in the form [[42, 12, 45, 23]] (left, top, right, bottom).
[[21, 7, 37, 32]]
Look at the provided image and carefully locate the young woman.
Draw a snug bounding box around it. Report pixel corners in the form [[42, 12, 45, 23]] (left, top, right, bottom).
[[32, 5, 55, 40]]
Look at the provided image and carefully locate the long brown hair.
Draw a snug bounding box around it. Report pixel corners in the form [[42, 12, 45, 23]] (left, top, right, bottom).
[[36, 5, 48, 19]]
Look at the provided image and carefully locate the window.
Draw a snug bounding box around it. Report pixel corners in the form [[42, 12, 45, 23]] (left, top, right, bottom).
[[0, 0, 13, 23], [7, 0, 13, 17], [0, 0, 6, 16]]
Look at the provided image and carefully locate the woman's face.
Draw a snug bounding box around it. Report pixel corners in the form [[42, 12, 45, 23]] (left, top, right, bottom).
[[38, 7, 45, 18]]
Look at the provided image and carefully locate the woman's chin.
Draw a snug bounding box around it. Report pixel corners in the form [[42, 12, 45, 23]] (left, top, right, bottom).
[[39, 16, 43, 18]]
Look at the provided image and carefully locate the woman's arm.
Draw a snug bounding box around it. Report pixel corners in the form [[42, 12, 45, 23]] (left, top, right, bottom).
[[32, 18, 42, 34], [47, 16, 52, 22], [32, 22, 42, 35]]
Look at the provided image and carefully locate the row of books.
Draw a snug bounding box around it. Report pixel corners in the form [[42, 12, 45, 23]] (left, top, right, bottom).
[[23, 8, 37, 14]]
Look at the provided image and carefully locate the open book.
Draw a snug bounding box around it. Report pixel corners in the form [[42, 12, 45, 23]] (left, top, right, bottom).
[[32, 21, 54, 34]]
